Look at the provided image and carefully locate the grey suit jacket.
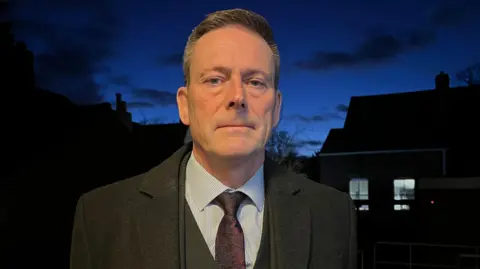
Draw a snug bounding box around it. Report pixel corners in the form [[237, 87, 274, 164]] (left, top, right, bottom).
[[70, 143, 357, 269]]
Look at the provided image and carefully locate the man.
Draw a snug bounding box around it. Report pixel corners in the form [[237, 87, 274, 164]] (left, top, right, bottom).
[[70, 8, 357, 269]]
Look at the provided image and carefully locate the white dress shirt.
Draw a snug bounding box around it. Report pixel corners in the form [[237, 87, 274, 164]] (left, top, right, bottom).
[[185, 153, 265, 269]]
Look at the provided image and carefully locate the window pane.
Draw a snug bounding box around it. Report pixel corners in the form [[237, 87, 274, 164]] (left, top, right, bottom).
[[349, 178, 368, 200], [394, 179, 415, 200]]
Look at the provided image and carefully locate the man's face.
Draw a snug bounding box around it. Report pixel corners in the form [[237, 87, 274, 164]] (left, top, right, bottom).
[[177, 25, 282, 159]]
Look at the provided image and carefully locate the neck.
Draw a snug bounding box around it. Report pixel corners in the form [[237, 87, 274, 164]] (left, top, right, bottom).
[[192, 143, 264, 189]]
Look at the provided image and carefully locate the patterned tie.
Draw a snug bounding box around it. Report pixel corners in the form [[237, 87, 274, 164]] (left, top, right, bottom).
[[214, 191, 247, 269]]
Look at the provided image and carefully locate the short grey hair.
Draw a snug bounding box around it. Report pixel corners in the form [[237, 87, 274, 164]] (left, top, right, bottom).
[[182, 8, 280, 89]]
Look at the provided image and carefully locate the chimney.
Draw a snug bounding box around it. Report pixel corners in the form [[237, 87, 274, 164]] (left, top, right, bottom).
[[115, 93, 132, 131], [435, 71, 450, 90], [115, 93, 123, 112]]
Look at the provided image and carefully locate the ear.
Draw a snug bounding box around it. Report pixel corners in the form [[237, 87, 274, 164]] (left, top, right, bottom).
[[177, 86, 190, 125], [273, 90, 282, 128]]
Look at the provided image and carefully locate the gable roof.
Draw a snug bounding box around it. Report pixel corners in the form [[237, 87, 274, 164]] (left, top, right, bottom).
[[321, 128, 446, 154], [322, 85, 480, 154], [345, 86, 480, 131]]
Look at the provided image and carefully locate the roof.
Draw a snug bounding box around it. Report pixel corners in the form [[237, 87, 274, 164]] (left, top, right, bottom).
[[321, 85, 480, 154], [344, 86, 480, 131], [321, 128, 446, 154]]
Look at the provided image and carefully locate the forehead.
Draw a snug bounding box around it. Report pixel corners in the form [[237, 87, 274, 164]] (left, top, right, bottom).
[[190, 25, 274, 74]]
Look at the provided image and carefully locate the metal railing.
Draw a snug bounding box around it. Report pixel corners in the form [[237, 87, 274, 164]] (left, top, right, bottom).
[[358, 249, 364, 269], [458, 254, 480, 269], [373, 241, 480, 269]]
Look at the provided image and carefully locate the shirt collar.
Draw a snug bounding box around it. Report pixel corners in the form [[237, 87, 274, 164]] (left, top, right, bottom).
[[185, 153, 264, 212]]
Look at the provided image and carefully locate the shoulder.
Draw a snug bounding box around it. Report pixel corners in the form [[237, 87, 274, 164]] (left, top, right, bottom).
[[76, 173, 147, 215], [266, 156, 353, 213], [290, 171, 350, 202], [287, 171, 355, 215], [286, 172, 356, 250]]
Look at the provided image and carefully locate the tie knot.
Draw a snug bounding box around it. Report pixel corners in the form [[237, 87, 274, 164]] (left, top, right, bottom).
[[214, 191, 247, 216]]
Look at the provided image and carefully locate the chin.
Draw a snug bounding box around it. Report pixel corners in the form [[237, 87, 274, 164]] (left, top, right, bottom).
[[212, 141, 258, 159]]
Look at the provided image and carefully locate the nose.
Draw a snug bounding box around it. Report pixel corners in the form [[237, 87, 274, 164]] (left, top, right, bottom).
[[226, 79, 247, 110]]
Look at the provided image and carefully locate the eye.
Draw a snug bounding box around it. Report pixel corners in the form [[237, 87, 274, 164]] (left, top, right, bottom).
[[205, 77, 223, 86], [248, 79, 267, 88]]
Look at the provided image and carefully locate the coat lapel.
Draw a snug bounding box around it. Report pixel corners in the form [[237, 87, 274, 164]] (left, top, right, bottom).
[[130, 144, 312, 269], [133, 144, 193, 269], [265, 158, 311, 269]]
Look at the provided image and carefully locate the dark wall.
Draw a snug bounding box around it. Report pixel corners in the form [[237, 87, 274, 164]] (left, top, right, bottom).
[[447, 148, 480, 177], [416, 189, 480, 245], [319, 151, 445, 245], [319, 151, 444, 192], [3, 123, 187, 269], [319, 150, 480, 246]]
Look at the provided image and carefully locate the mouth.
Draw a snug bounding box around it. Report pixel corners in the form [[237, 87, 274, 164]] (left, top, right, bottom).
[[217, 124, 255, 130]]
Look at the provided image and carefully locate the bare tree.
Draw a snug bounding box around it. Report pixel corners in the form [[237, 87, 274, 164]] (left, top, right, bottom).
[[266, 130, 303, 172], [281, 153, 304, 173], [456, 62, 480, 86], [300, 150, 322, 182], [266, 130, 295, 159]]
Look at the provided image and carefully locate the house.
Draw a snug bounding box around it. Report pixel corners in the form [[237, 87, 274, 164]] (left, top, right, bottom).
[[5, 92, 189, 269], [318, 72, 480, 245], [131, 121, 189, 172], [1, 19, 189, 268]]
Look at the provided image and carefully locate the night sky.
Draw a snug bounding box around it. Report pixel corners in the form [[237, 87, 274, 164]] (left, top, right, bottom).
[[10, 0, 480, 155]]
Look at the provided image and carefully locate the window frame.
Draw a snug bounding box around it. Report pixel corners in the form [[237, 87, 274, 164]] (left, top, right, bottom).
[[349, 178, 369, 201]]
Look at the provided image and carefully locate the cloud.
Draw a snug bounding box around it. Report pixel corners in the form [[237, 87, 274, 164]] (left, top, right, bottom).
[[287, 111, 345, 123], [296, 29, 436, 71], [11, 0, 119, 105], [295, 140, 323, 148], [297, 0, 480, 72], [323, 112, 345, 120], [336, 104, 349, 113], [156, 52, 183, 66], [429, 0, 480, 27], [288, 114, 329, 122], [132, 88, 177, 106]]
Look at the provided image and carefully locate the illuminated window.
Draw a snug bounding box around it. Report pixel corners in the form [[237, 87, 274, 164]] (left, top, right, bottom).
[[393, 179, 415, 200], [349, 178, 369, 200], [394, 204, 410, 211]]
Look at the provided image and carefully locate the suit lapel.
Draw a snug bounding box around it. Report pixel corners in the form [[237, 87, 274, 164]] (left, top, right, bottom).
[[135, 183, 179, 269], [130, 144, 312, 269], [265, 158, 311, 269], [133, 144, 193, 269]]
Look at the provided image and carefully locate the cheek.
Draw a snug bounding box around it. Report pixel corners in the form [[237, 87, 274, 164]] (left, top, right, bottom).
[[257, 99, 276, 123], [201, 91, 226, 110], [190, 93, 208, 115], [190, 95, 219, 126]]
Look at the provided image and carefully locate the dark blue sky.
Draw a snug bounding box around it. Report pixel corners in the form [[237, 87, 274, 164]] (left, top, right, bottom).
[[10, 0, 480, 155]]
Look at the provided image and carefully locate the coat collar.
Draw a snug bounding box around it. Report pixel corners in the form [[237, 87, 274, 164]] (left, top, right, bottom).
[[135, 143, 311, 269]]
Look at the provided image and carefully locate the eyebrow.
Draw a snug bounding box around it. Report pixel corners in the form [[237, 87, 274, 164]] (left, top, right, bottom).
[[199, 66, 272, 82], [199, 66, 231, 78]]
